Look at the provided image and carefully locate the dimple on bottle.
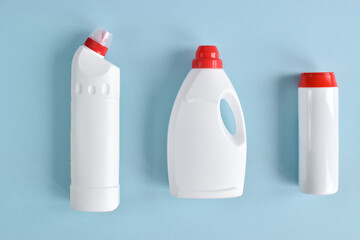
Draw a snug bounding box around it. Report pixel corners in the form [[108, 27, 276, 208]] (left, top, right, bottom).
[[70, 28, 120, 211]]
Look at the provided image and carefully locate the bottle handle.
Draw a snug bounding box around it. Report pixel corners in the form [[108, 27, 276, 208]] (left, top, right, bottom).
[[220, 90, 246, 146]]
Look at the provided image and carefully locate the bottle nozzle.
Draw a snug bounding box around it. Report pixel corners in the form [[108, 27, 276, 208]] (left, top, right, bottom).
[[84, 27, 113, 56]]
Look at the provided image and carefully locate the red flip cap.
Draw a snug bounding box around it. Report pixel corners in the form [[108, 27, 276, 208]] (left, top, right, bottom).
[[299, 72, 338, 88], [84, 38, 108, 56], [84, 27, 112, 57], [192, 45, 223, 68]]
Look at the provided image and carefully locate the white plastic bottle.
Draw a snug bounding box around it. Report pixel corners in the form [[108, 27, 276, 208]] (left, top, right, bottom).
[[70, 28, 120, 211], [298, 72, 339, 195], [167, 46, 247, 199]]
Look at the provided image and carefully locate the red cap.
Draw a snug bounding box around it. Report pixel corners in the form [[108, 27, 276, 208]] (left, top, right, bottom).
[[84, 38, 108, 56], [192, 46, 223, 68], [84, 28, 113, 56], [299, 72, 338, 88]]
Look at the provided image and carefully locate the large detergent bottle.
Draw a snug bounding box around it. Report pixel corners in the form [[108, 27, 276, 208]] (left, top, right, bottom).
[[168, 46, 247, 199], [70, 28, 120, 211]]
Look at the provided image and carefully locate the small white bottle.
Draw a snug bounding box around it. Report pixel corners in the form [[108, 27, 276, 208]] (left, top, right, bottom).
[[298, 72, 339, 195], [168, 46, 247, 199], [70, 28, 120, 211]]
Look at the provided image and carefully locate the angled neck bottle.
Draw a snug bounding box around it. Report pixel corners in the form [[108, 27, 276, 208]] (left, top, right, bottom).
[[70, 28, 120, 211]]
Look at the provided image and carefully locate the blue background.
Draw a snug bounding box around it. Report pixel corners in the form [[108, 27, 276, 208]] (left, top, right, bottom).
[[1, 0, 359, 239]]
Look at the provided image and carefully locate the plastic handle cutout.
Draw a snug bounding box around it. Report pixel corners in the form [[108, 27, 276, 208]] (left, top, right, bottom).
[[219, 90, 246, 145], [220, 99, 236, 135]]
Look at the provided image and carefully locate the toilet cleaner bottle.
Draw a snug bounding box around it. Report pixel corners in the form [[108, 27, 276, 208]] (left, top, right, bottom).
[[70, 28, 120, 211], [167, 46, 247, 199]]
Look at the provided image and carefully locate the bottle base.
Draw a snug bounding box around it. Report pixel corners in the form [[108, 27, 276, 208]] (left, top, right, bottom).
[[70, 185, 119, 212], [300, 186, 338, 195], [170, 186, 243, 199]]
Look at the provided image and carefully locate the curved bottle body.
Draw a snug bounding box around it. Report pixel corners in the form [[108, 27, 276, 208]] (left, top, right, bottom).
[[168, 69, 247, 199], [70, 46, 120, 211], [298, 87, 339, 195]]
